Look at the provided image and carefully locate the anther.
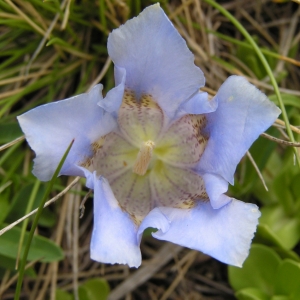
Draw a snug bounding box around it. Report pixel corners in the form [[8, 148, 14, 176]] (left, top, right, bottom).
[[132, 140, 155, 176]]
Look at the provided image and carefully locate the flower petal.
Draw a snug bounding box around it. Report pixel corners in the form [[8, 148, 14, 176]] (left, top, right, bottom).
[[179, 91, 217, 115], [91, 173, 141, 267], [109, 169, 153, 224], [156, 114, 207, 168], [137, 208, 170, 244], [199, 75, 281, 185], [140, 199, 261, 267], [17, 85, 116, 181], [107, 4, 204, 117], [150, 164, 207, 208], [98, 66, 126, 115], [89, 132, 137, 181], [202, 173, 231, 209], [118, 90, 164, 146]]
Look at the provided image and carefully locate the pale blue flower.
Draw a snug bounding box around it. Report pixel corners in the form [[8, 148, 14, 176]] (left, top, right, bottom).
[[17, 4, 280, 268]]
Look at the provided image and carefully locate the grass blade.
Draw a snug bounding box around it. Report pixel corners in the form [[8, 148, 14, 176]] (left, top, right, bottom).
[[15, 179, 41, 269], [203, 0, 300, 167], [14, 139, 74, 300]]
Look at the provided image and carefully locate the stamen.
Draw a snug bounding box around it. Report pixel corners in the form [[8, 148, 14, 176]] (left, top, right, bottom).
[[133, 140, 155, 176]]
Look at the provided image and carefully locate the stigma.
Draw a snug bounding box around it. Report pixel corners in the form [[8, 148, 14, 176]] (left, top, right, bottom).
[[133, 140, 155, 176]]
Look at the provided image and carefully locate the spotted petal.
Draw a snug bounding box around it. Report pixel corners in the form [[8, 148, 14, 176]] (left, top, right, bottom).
[[90, 132, 137, 181], [108, 4, 204, 118], [156, 114, 207, 168], [17, 85, 116, 181], [118, 91, 164, 146], [109, 170, 153, 224], [91, 174, 141, 267], [139, 199, 261, 267], [150, 164, 207, 208], [199, 76, 281, 185]]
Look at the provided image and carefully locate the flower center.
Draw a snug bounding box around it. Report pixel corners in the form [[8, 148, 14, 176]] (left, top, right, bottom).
[[82, 90, 209, 224], [133, 140, 155, 176]]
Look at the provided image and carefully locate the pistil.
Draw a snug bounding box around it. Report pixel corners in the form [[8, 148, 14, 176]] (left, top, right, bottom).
[[133, 140, 155, 176]]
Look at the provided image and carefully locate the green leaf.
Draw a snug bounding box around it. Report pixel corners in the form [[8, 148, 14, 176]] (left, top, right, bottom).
[[272, 174, 295, 214], [275, 259, 300, 300], [255, 224, 284, 249], [0, 122, 23, 144], [0, 254, 36, 277], [269, 94, 300, 109], [0, 225, 64, 263], [0, 188, 11, 224], [290, 174, 300, 202], [78, 278, 110, 300], [270, 296, 290, 300], [235, 38, 277, 79], [7, 184, 44, 222], [6, 183, 56, 228], [55, 289, 74, 300], [258, 205, 300, 250], [252, 151, 282, 206], [236, 287, 269, 300], [38, 208, 56, 228], [228, 244, 281, 296], [143, 227, 158, 237], [232, 127, 278, 197], [271, 247, 300, 262]]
